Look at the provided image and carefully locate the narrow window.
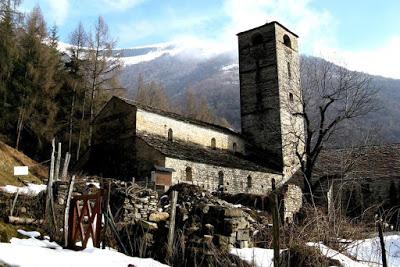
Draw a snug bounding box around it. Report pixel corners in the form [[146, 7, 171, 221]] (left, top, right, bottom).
[[247, 175, 252, 188], [287, 62, 291, 79], [218, 171, 224, 186], [185, 167, 192, 181], [211, 138, 216, 150], [168, 128, 173, 141], [289, 93, 294, 103], [283, 34, 291, 48], [233, 142, 237, 153]]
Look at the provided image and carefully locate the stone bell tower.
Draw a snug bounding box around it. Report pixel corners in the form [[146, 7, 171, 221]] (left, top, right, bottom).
[[237, 21, 305, 178]]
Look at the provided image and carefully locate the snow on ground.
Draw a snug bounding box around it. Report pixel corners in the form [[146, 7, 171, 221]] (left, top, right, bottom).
[[307, 242, 366, 267], [346, 234, 400, 267], [0, 230, 168, 267], [0, 183, 46, 195], [232, 235, 400, 267], [230, 247, 275, 267]]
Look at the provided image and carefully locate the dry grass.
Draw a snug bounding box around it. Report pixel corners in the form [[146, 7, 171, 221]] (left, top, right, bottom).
[[0, 142, 47, 186]]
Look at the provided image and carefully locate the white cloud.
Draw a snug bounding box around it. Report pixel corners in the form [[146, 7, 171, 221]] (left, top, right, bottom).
[[316, 36, 400, 79], [101, 0, 146, 10], [45, 0, 69, 26]]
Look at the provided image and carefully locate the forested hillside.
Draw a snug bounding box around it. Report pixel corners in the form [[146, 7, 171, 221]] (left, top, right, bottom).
[[119, 46, 400, 145]]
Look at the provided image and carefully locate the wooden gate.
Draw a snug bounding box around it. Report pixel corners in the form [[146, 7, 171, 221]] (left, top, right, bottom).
[[67, 190, 104, 250]]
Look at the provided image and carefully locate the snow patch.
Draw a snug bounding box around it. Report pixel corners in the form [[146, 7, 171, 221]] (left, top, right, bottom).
[[221, 63, 238, 71], [0, 234, 168, 267], [230, 247, 276, 267], [0, 183, 46, 195]]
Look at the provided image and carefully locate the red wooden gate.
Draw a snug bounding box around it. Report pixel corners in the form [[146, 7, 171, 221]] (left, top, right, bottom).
[[67, 190, 104, 250]]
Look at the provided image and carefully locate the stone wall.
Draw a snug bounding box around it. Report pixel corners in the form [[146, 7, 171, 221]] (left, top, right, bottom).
[[282, 184, 303, 222], [274, 23, 305, 180], [136, 109, 245, 154], [165, 157, 283, 195]]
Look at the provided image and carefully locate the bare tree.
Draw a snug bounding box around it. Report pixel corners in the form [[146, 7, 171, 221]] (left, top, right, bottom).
[[288, 56, 378, 198], [67, 22, 87, 154], [86, 16, 123, 147]]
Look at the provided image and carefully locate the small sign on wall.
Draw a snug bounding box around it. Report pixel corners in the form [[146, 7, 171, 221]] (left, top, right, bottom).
[[14, 166, 29, 176]]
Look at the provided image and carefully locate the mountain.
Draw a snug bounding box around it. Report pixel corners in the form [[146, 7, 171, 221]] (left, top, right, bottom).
[[117, 44, 400, 144]]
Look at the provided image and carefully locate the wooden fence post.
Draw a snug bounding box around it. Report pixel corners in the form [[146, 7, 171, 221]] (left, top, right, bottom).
[[167, 190, 178, 258], [377, 219, 388, 267], [55, 142, 62, 181], [64, 175, 75, 247], [61, 152, 71, 181], [45, 139, 56, 221]]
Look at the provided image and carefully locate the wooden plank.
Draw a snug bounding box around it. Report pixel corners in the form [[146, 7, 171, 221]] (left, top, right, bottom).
[[64, 175, 75, 247], [167, 190, 178, 257], [55, 142, 62, 181]]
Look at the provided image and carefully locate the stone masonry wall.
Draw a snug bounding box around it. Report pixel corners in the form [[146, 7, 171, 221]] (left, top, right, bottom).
[[275, 23, 305, 180], [282, 184, 303, 223], [136, 109, 245, 154], [165, 157, 283, 195]]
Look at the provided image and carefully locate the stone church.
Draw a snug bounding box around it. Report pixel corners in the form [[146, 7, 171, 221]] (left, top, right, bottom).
[[86, 21, 305, 198]]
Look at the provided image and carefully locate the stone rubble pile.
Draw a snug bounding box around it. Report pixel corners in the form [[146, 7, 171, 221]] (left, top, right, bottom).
[[122, 187, 158, 222]]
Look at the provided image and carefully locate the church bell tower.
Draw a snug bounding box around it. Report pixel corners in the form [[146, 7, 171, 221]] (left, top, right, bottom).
[[237, 21, 305, 178]]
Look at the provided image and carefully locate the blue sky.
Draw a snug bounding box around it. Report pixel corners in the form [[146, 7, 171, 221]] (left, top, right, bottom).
[[20, 0, 400, 79]]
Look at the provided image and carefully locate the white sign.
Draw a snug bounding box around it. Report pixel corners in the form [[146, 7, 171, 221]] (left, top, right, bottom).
[[14, 166, 29, 176]]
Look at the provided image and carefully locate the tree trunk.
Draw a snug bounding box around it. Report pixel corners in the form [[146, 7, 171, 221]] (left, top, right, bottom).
[[15, 107, 25, 150], [76, 93, 86, 161], [68, 86, 76, 153]]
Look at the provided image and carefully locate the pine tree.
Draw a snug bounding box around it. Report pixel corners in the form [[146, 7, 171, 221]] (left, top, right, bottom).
[[15, 7, 63, 152], [0, 0, 19, 134]]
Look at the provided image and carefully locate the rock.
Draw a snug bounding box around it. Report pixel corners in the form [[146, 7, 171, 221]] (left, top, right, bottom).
[[139, 220, 158, 230], [149, 212, 169, 222], [237, 229, 250, 241], [224, 208, 243, 218]]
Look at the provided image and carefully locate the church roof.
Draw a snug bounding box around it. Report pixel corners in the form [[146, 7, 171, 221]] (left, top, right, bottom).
[[115, 96, 243, 138], [137, 132, 281, 174], [313, 143, 400, 181]]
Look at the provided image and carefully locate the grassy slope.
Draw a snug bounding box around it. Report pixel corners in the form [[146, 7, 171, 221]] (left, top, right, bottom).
[[0, 142, 47, 186]]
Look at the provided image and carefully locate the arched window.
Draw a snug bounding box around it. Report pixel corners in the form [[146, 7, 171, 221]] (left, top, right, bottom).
[[283, 34, 291, 48], [218, 171, 224, 186], [289, 93, 294, 103], [247, 176, 252, 188], [287, 62, 291, 79], [185, 167, 192, 181], [251, 33, 263, 46], [233, 142, 237, 153], [211, 138, 216, 150], [168, 128, 173, 141]]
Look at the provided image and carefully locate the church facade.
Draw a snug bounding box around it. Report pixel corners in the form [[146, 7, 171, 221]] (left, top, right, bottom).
[[88, 21, 305, 197]]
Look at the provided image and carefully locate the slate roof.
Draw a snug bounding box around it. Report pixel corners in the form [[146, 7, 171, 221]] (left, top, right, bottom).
[[115, 96, 243, 138], [137, 132, 281, 174], [314, 143, 400, 181]]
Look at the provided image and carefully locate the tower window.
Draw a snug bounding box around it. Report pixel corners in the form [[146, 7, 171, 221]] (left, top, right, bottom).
[[289, 93, 294, 103], [247, 175, 252, 188], [283, 34, 291, 48], [185, 167, 192, 181], [211, 138, 216, 149], [251, 33, 263, 46], [287, 62, 291, 79], [233, 142, 237, 153], [218, 171, 224, 186], [168, 128, 173, 141]]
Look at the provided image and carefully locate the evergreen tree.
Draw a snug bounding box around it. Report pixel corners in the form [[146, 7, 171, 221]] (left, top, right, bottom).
[[0, 0, 19, 135], [15, 7, 63, 153]]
